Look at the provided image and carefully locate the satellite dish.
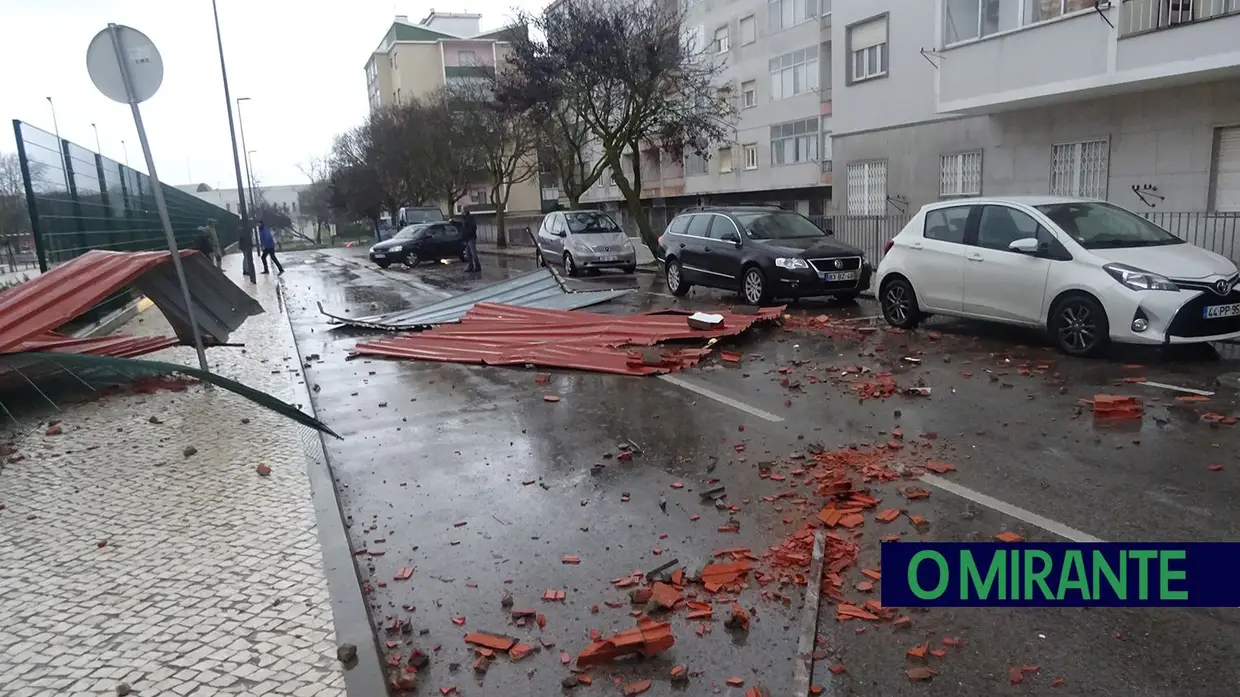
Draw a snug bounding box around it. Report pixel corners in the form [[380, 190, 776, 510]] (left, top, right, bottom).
[[86, 25, 164, 104]]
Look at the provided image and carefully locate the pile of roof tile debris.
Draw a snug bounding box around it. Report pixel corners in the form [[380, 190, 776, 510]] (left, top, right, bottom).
[[354, 304, 785, 376]]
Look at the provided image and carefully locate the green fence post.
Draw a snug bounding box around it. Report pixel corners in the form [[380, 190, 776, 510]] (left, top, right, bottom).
[[12, 120, 48, 273]]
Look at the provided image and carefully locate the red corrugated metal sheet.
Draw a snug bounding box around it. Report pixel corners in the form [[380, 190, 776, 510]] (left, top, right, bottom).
[[0, 249, 193, 354], [353, 303, 784, 376], [14, 333, 180, 358]]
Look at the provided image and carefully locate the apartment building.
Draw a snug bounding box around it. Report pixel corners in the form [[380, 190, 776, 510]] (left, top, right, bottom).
[[830, 0, 1240, 217], [176, 183, 323, 235], [579, 0, 835, 220], [364, 11, 544, 219]]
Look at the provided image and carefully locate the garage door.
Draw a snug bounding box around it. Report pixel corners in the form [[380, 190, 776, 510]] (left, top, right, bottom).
[[1213, 126, 1240, 212]]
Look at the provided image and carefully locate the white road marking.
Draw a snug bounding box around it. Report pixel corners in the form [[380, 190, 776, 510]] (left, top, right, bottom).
[[658, 374, 785, 422], [1137, 380, 1215, 397], [919, 473, 1106, 543]]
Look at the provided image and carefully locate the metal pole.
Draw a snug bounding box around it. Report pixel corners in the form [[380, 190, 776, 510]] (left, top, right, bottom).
[[45, 97, 71, 194], [121, 139, 129, 167], [107, 24, 210, 373], [246, 150, 258, 212], [91, 122, 102, 153], [211, 0, 256, 282], [236, 97, 255, 213]]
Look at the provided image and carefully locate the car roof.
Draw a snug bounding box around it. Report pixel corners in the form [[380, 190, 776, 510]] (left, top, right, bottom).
[[923, 195, 1101, 211], [677, 205, 784, 214]]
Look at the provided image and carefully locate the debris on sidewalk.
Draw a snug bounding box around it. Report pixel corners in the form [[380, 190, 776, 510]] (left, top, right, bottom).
[[1084, 394, 1143, 420], [319, 268, 634, 330], [353, 304, 784, 376], [576, 618, 674, 666]]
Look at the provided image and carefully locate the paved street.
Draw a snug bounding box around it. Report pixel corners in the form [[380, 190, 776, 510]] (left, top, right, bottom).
[[0, 269, 348, 697], [290, 246, 1240, 695]]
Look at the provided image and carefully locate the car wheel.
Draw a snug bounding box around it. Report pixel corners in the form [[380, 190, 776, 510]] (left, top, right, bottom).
[[623, 265, 636, 274], [1050, 294, 1110, 358], [881, 277, 921, 329], [564, 252, 580, 277], [742, 266, 770, 306], [376, 261, 391, 269], [405, 257, 422, 268], [459, 249, 468, 262], [666, 259, 690, 297]]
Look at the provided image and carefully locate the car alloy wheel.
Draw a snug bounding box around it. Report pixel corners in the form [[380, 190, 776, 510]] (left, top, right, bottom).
[[666, 259, 690, 296], [884, 284, 911, 324], [564, 252, 578, 277], [1056, 301, 1099, 354], [743, 268, 765, 305]]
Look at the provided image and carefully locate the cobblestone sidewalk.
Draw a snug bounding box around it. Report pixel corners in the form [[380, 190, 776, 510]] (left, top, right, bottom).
[[0, 267, 347, 697]]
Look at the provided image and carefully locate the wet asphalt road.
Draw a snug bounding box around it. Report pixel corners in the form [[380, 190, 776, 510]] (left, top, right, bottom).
[[279, 247, 1240, 696]]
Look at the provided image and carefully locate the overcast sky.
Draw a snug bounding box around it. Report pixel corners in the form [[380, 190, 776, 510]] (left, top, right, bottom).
[[1, 0, 543, 190]]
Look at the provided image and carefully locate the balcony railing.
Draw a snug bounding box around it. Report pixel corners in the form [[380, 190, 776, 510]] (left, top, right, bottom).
[[1119, 0, 1240, 37]]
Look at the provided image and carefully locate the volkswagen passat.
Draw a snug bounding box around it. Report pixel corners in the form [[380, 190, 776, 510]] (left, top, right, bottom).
[[875, 196, 1240, 356]]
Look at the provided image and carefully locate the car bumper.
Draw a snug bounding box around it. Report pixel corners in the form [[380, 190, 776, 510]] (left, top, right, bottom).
[[1099, 285, 1240, 345], [576, 249, 637, 268], [773, 263, 873, 297]]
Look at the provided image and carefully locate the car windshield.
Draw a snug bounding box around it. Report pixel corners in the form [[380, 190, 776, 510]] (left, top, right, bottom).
[[1035, 202, 1185, 249], [404, 209, 444, 224], [733, 211, 826, 240], [394, 226, 426, 240], [565, 211, 622, 233]]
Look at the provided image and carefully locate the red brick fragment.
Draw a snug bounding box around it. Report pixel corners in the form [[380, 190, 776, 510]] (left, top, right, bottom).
[[1051, 678, 1066, 687], [907, 666, 936, 681], [622, 679, 652, 695], [994, 531, 1025, 543], [575, 618, 674, 666], [394, 568, 414, 581], [464, 632, 515, 651], [562, 555, 581, 564], [509, 643, 534, 661], [542, 395, 561, 402]]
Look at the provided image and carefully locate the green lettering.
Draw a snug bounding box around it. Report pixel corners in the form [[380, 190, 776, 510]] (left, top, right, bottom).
[[1092, 550, 1126, 600], [1057, 550, 1091, 601], [1159, 550, 1188, 601], [961, 550, 1005, 600], [909, 551, 949, 600], [1023, 550, 1054, 600], [1009, 548, 1019, 601], [1129, 550, 1158, 600]]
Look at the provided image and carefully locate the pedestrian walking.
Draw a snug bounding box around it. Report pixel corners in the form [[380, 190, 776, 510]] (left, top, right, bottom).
[[461, 209, 480, 272], [204, 218, 222, 269], [259, 222, 284, 275]]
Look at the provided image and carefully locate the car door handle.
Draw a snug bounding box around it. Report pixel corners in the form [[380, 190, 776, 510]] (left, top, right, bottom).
[[703, 247, 712, 253], [909, 242, 924, 250], [967, 253, 984, 262], [679, 243, 686, 249]]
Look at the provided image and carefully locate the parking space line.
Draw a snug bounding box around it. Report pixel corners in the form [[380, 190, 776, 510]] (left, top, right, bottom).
[[919, 473, 1106, 543], [658, 374, 785, 422], [1138, 380, 1215, 397]]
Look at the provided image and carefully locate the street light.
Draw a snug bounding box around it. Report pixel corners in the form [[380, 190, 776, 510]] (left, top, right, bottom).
[[90, 122, 101, 153], [210, 0, 256, 282], [45, 97, 70, 193], [120, 139, 130, 168], [245, 149, 257, 211], [236, 96, 255, 212]]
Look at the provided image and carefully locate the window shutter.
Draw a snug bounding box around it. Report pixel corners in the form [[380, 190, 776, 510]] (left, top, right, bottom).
[[1212, 127, 1240, 212], [850, 17, 887, 51]]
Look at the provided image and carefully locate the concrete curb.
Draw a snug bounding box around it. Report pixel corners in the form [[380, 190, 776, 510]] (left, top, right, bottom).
[[276, 282, 388, 697]]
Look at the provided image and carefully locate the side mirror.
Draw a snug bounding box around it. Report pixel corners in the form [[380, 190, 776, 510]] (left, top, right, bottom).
[[720, 232, 741, 246], [1008, 238, 1041, 254], [556, 230, 567, 238]]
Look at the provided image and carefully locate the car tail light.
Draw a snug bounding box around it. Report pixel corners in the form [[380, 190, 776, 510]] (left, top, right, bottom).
[[883, 240, 895, 254]]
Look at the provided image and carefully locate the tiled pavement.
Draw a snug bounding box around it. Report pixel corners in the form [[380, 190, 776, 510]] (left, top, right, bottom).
[[0, 265, 347, 697]]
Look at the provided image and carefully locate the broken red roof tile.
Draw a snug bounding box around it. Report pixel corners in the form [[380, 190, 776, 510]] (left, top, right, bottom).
[[562, 555, 581, 564], [464, 632, 516, 651], [907, 666, 937, 681], [576, 618, 674, 667], [622, 679, 652, 695], [995, 531, 1025, 543]]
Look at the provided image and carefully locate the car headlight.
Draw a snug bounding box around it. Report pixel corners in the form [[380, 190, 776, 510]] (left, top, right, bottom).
[[1103, 263, 1178, 291], [389, 245, 402, 252], [775, 258, 810, 270]]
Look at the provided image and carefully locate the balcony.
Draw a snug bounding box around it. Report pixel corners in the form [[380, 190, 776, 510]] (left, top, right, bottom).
[[937, 0, 1240, 114], [1119, 0, 1240, 37]]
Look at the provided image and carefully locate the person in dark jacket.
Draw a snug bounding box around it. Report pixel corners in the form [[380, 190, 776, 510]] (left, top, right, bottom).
[[461, 209, 480, 272], [259, 222, 284, 275]]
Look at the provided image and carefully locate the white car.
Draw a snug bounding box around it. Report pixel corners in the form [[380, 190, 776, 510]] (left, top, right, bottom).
[[875, 196, 1240, 356]]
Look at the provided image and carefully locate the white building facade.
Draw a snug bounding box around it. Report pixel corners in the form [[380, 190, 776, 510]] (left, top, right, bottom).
[[830, 0, 1240, 220]]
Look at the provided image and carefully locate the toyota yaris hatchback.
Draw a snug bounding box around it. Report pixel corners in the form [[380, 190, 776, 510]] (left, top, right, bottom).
[[875, 197, 1240, 356]]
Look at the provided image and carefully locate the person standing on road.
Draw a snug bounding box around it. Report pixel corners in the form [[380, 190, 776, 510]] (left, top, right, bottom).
[[259, 221, 284, 275], [204, 218, 222, 269], [461, 209, 480, 272]]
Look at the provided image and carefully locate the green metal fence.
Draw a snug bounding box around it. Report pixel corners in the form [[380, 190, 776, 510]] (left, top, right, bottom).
[[12, 119, 241, 272]]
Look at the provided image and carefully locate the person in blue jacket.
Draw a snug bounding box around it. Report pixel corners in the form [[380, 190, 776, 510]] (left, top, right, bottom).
[[259, 222, 284, 275]]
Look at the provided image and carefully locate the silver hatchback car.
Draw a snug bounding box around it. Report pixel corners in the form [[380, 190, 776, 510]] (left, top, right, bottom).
[[536, 210, 637, 276]]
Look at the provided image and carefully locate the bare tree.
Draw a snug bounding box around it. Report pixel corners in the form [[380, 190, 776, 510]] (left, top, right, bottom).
[[327, 123, 391, 232], [446, 79, 539, 246], [500, 0, 736, 252], [296, 155, 332, 242]]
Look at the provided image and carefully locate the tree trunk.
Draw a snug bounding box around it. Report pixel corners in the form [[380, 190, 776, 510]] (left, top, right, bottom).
[[495, 205, 507, 248], [566, 193, 581, 209], [609, 167, 656, 255]]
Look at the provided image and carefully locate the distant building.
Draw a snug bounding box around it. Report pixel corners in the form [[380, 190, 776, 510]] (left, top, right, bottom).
[[175, 183, 322, 236]]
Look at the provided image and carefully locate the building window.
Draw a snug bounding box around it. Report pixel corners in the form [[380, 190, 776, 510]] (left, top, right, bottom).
[[719, 147, 734, 173], [686, 152, 709, 176], [847, 161, 888, 215], [743, 144, 759, 170], [944, 1, 1094, 46], [714, 26, 730, 53], [459, 50, 478, 66], [847, 15, 888, 83], [769, 0, 819, 32], [1050, 139, 1109, 199], [940, 151, 983, 197], [739, 15, 756, 44], [742, 80, 757, 108], [470, 187, 490, 204], [1211, 126, 1240, 212], [770, 117, 819, 165], [769, 46, 819, 100]]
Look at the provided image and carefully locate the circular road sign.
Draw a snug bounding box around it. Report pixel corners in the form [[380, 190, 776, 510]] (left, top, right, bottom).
[[86, 25, 164, 104]]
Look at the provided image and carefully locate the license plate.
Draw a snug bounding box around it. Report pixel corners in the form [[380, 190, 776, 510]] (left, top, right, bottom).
[[1203, 303, 1240, 319], [824, 271, 857, 282], [598, 256, 618, 262], [373, 253, 386, 259]]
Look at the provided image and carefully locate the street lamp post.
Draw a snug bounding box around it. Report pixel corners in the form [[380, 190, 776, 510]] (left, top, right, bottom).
[[235, 97, 256, 213], [90, 122, 102, 153], [45, 97, 70, 193], [120, 139, 129, 168], [245, 150, 258, 211], [210, 0, 256, 282]]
